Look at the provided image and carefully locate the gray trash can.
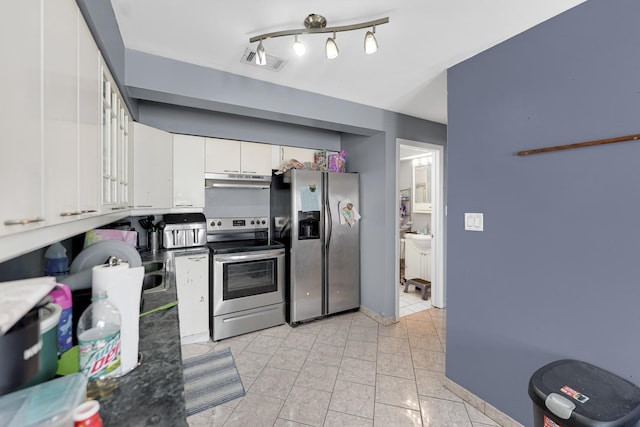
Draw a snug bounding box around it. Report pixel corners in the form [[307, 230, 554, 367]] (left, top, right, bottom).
[[528, 359, 640, 427]]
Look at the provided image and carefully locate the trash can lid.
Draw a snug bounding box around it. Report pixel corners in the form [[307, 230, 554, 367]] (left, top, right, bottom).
[[528, 359, 640, 426]]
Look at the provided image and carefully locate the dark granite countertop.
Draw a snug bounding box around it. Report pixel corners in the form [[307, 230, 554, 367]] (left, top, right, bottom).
[[98, 248, 208, 426]]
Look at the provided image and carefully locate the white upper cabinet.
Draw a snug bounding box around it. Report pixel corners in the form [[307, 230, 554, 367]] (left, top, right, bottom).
[[77, 12, 101, 216], [0, 0, 45, 235], [173, 135, 205, 208], [132, 123, 173, 210], [42, 0, 103, 222], [279, 146, 317, 168], [0, 0, 130, 256], [241, 141, 273, 175], [101, 60, 131, 210], [205, 138, 240, 174], [205, 138, 272, 176], [43, 0, 79, 222]]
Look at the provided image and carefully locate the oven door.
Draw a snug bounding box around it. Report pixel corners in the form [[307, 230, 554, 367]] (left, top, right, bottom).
[[213, 248, 285, 316]]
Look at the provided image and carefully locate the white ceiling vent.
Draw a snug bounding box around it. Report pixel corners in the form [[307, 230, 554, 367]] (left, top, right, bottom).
[[241, 48, 286, 71]]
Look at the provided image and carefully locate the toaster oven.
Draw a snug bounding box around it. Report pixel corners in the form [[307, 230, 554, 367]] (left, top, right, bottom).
[[161, 213, 207, 249]]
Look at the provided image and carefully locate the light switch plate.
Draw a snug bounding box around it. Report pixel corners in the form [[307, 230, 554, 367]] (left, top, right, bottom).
[[464, 213, 484, 231]]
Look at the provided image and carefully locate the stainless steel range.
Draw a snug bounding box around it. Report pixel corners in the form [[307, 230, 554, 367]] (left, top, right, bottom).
[[207, 217, 286, 341]]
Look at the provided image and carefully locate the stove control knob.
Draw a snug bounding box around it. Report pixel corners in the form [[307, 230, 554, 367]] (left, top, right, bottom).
[[217, 221, 222, 226], [261, 220, 266, 225], [250, 220, 255, 225]]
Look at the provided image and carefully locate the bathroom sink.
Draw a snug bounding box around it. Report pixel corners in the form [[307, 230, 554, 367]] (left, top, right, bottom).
[[404, 233, 432, 251]]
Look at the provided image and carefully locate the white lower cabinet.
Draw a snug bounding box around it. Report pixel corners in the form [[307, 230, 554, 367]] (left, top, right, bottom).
[[404, 241, 431, 282], [174, 252, 210, 344]]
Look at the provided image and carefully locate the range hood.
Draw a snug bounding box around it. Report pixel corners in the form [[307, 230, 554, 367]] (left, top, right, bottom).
[[205, 173, 271, 189]]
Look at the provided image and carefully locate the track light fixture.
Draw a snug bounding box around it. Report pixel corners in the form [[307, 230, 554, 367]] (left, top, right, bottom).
[[250, 13, 389, 64]]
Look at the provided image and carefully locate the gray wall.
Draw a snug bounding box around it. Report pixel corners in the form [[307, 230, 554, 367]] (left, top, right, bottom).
[[137, 101, 341, 151], [76, 0, 137, 117], [447, 0, 640, 423]]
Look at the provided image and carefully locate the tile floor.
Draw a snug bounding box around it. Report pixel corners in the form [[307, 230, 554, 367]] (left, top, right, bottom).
[[399, 283, 432, 318], [182, 305, 502, 427]]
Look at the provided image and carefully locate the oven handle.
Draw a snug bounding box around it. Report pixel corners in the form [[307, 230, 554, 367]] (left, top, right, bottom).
[[214, 249, 285, 263]]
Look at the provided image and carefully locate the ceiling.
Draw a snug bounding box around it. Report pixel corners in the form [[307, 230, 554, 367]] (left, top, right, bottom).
[[110, 0, 586, 125]]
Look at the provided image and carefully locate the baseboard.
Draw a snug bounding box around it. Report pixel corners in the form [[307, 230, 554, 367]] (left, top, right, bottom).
[[358, 305, 398, 326], [443, 377, 524, 427], [180, 331, 210, 345]]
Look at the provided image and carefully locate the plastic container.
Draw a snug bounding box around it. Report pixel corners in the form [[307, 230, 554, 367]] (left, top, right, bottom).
[[21, 303, 61, 389], [0, 306, 40, 396], [77, 292, 122, 381], [529, 359, 640, 427], [44, 242, 69, 277], [0, 373, 87, 427], [73, 400, 103, 427], [48, 283, 73, 353]]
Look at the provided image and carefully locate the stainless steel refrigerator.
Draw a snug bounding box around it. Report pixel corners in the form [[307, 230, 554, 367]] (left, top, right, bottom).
[[271, 169, 360, 324]]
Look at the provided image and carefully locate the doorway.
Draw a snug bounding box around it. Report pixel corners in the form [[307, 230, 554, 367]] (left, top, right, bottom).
[[395, 139, 445, 318]]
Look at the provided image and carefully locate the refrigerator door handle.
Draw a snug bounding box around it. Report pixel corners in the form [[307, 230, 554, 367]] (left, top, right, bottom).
[[326, 199, 333, 247]]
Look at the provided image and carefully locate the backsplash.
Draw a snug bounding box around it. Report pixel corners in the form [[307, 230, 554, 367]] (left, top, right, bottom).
[[204, 187, 270, 219]]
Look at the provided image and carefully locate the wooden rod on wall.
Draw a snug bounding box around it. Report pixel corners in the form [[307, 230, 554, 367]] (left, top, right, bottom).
[[517, 133, 640, 156]]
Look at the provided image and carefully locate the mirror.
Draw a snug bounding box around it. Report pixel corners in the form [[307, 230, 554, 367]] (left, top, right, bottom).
[[413, 160, 431, 213]]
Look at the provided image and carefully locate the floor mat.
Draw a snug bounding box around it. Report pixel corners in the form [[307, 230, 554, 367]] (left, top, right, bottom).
[[183, 347, 245, 417]]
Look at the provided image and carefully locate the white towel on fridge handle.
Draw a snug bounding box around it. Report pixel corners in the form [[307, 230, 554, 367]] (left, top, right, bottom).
[[339, 200, 361, 226]]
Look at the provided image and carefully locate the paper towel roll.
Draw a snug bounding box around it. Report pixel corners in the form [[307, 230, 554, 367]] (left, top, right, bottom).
[[92, 261, 144, 375]]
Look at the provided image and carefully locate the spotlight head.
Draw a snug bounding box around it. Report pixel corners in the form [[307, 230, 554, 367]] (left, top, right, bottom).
[[325, 33, 339, 59], [292, 35, 306, 56], [364, 28, 378, 54], [256, 40, 267, 65]]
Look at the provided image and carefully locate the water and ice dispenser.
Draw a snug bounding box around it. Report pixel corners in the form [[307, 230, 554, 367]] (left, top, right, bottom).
[[298, 211, 320, 239]]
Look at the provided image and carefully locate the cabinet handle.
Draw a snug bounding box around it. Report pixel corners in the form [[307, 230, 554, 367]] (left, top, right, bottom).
[[223, 169, 240, 173], [60, 211, 82, 217], [136, 205, 153, 208], [200, 296, 204, 303], [81, 209, 98, 214], [4, 217, 45, 226], [175, 204, 193, 207], [187, 256, 207, 261], [242, 170, 257, 174], [111, 206, 125, 210]]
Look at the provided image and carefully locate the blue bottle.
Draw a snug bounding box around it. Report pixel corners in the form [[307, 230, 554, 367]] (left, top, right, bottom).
[[44, 242, 69, 277]]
